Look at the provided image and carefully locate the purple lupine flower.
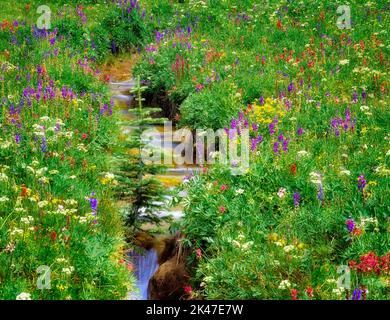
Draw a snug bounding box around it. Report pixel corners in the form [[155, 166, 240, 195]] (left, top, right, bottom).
[[346, 219, 355, 233], [277, 133, 284, 142], [269, 118, 278, 136], [61, 86, 68, 99], [90, 192, 98, 215], [293, 192, 300, 207], [361, 91, 367, 101], [259, 96, 264, 105], [230, 118, 238, 130], [15, 133, 21, 145], [36, 65, 43, 75], [357, 175, 366, 192], [282, 138, 290, 152], [288, 82, 294, 93], [155, 31, 163, 43], [352, 91, 358, 103], [252, 123, 258, 132], [41, 137, 47, 153], [352, 288, 362, 300], [273, 142, 279, 156], [343, 108, 351, 131], [250, 135, 263, 152], [317, 184, 324, 201], [297, 127, 304, 136], [238, 111, 244, 122]]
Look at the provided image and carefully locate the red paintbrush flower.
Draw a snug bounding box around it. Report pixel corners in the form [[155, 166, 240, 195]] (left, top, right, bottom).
[[50, 231, 57, 241], [290, 163, 297, 176], [277, 19, 283, 30], [290, 289, 298, 300], [21, 185, 28, 197]]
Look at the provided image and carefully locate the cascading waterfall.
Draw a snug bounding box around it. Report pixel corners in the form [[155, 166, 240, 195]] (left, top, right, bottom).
[[129, 248, 159, 300]]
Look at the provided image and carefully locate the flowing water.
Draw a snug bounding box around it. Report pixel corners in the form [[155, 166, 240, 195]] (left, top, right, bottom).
[[106, 56, 194, 299], [109, 73, 195, 219], [128, 249, 159, 300]]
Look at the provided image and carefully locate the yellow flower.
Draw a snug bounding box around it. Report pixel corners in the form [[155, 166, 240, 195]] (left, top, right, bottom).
[[252, 97, 285, 124], [52, 198, 61, 205], [269, 233, 278, 241], [56, 284, 66, 291]]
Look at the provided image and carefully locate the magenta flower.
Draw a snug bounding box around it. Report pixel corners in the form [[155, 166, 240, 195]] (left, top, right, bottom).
[[346, 219, 355, 233], [293, 192, 300, 207], [357, 175, 366, 192]]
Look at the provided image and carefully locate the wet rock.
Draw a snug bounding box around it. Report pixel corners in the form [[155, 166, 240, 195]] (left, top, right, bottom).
[[135, 232, 182, 264], [148, 255, 190, 300], [134, 232, 156, 251], [156, 235, 179, 265]]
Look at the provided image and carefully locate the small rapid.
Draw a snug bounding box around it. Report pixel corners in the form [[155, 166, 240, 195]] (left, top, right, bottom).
[[128, 248, 159, 300]]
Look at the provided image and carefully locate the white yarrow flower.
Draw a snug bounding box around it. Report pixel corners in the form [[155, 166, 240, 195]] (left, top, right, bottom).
[[16, 292, 32, 300]]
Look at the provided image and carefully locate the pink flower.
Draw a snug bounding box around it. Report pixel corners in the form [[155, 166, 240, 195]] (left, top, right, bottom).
[[277, 187, 287, 198], [184, 286, 193, 294], [219, 206, 226, 214], [196, 249, 202, 260]]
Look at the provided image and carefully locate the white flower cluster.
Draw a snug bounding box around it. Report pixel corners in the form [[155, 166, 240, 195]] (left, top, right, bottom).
[[0, 196, 10, 202], [278, 280, 291, 290], [309, 171, 323, 185], [11, 228, 24, 237], [48, 205, 77, 216], [230, 234, 253, 251], [0, 139, 12, 150], [62, 266, 75, 275], [20, 216, 34, 225], [277, 187, 287, 198], [0, 172, 9, 182], [16, 292, 32, 300]]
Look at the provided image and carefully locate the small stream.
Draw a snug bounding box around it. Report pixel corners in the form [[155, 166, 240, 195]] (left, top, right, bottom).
[[128, 249, 159, 300], [108, 66, 193, 299]]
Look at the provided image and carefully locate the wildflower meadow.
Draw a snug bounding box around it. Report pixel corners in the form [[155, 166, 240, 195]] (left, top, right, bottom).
[[0, 0, 389, 304]]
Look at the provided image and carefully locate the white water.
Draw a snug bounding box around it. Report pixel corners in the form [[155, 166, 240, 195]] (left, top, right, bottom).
[[128, 249, 159, 300], [110, 78, 184, 300]]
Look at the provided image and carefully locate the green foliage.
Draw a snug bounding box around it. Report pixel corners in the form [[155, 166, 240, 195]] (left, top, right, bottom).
[[101, 7, 148, 53], [114, 78, 168, 227], [179, 82, 243, 130]]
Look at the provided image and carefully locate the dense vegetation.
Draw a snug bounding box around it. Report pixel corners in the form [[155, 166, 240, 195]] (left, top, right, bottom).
[[0, 0, 141, 300], [0, 0, 388, 300], [133, 0, 390, 300]]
